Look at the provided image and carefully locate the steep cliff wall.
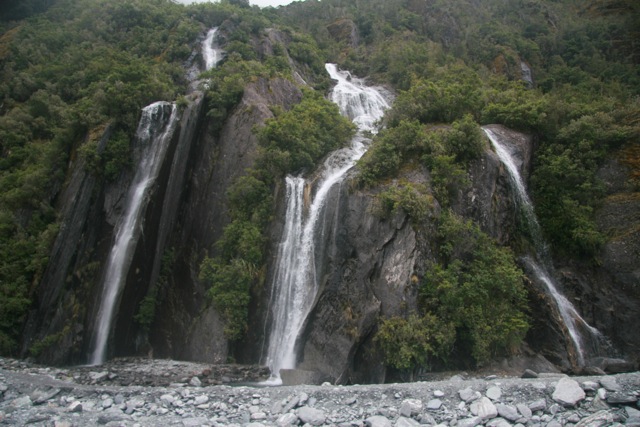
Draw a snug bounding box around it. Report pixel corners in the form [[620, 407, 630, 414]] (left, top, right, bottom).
[[277, 126, 542, 384], [148, 76, 303, 363]]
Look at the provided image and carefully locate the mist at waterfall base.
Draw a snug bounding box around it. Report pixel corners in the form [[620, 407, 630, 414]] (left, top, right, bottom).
[[483, 127, 609, 369], [261, 64, 390, 384]]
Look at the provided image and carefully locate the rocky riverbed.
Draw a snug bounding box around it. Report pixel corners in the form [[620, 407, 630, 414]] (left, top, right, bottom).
[[0, 357, 639, 427]]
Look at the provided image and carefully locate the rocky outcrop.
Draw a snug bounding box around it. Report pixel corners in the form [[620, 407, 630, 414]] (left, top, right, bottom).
[[552, 155, 640, 368], [281, 126, 539, 384], [148, 76, 303, 364], [296, 181, 418, 384], [326, 19, 359, 48]]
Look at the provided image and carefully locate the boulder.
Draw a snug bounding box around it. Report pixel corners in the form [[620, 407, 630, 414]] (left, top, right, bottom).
[[552, 377, 585, 407]]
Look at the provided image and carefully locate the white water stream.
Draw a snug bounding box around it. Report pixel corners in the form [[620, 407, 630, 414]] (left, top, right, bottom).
[[483, 127, 602, 366], [263, 64, 390, 384], [203, 27, 224, 71], [89, 102, 178, 365]]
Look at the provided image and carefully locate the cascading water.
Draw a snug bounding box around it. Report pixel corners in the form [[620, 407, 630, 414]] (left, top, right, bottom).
[[483, 127, 603, 367], [89, 102, 178, 365], [202, 27, 223, 71], [263, 64, 390, 384]]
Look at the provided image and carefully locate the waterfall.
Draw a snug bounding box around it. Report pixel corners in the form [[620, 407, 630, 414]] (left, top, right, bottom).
[[202, 27, 223, 71], [483, 127, 603, 367], [263, 64, 390, 384], [89, 102, 178, 365]]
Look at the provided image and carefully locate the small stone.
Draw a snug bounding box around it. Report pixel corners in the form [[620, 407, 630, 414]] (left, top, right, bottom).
[[101, 397, 113, 408], [567, 413, 581, 423], [599, 376, 622, 392], [344, 396, 357, 405], [607, 393, 638, 405], [470, 397, 498, 420], [518, 399, 547, 412], [433, 390, 445, 397], [54, 422, 73, 427], [582, 381, 599, 392], [625, 407, 640, 426], [459, 387, 481, 402], [457, 416, 482, 427], [160, 394, 175, 405], [546, 421, 562, 427], [419, 413, 437, 425], [521, 369, 538, 379], [12, 395, 32, 408], [31, 387, 61, 404], [400, 398, 423, 417], [575, 409, 620, 426], [496, 404, 520, 421], [486, 418, 512, 427], [395, 416, 420, 427], [182, 417, 210, 427], [68, 400, 83, 412], [298, 392, 309, 405], [277, 413, 298, 426], [486, 386, 502, 401], [297, 406, 326, 426], [251, 412, 267, 421], [426, 399, 442, 410], [189, 376, 202, 387], [89, 371, 109, 382], [194, 395, 209, 405], [552, 377, 586, 407], [127, 398, 145, 409], [365, 415, 392, 427]]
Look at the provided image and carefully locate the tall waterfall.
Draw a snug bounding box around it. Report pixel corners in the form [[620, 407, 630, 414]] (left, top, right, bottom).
[[483, 127, 603, 367], [202, 27, 223, 71], [263, 64, 390, 383], [89, 102, 178, 365]]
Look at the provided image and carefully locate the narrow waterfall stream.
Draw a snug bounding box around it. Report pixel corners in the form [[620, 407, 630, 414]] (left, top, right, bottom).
[[263, 64, 390, 384], [483, 127, 603, 367], [202, 27, 223, 71], [89, 102, 178, 365]]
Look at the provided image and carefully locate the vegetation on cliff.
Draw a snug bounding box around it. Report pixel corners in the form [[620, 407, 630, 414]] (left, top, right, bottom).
[[199, 89, 354, 340], [0, 0, 638, 372]]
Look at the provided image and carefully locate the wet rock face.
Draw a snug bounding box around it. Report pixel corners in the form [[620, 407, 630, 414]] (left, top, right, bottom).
[[291, 127, 536, 384], [296, 186, 416, 383], [554, 156, 640, 368], [150, 77, 303, 364]]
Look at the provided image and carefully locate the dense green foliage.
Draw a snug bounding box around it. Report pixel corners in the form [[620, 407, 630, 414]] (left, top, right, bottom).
[[0, 0, 202, 354], [374, 314, 454, 378], [422, 211, 529, 366], [375, 207, 529, 372], [1, 0, 638, 368], [284, 0, 640, 259], [199, 90, 354, 340]]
